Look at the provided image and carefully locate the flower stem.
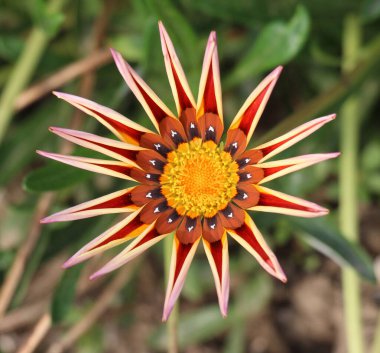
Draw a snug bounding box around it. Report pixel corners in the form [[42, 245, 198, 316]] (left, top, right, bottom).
[[339, 14, 364, 353], [0, 0, 65, 143], [164, 235, 178, 353]]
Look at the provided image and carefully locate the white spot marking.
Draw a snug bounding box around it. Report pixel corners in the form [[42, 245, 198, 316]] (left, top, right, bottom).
[[146, 192, 152, 198], [168, 218, 173, 223], [245, 158, 250, 164], [187, 226, 194, 232], [149, 160, 156, 166], [228, 212, 233, 218], [154, 143, 161, 150], [190, 123, 195, 128], [210, 223, 216, 229], [171, 130, 178, 137], [246, 173, 252, 179], [208, 126, 215, 132], [243, 193, 248, 199], [232, 142, 238, 149], [146, 174, 151, 179], [154, 207, 160, 213]]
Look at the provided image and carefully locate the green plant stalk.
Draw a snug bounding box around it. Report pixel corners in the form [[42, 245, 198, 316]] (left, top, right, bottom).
[[339, 15, 364, 353], [0, 0, 65, 143], [164, 235, 178, 353]]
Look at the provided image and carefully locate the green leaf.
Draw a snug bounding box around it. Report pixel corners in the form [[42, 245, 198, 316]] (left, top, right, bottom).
[[361, 0, 380, 22], [23, 161, 92, 192], [51, 265, 83, 323], [292, 217, 376, 282], [224, 4, 310, 88]]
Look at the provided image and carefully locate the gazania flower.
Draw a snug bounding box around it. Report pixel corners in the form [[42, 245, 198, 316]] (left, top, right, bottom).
[[39, 22, 339, 321]]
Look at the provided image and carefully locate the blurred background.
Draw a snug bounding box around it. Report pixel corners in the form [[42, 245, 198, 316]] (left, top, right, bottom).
[[0, 0, 379, 352]]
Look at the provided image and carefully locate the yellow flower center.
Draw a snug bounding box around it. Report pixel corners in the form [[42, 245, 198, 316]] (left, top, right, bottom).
[[160, 138, 239, 218]]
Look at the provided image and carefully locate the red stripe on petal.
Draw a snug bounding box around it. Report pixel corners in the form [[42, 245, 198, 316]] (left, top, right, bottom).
[[210, 240, 223, 284], [260, 120, 324, 157], [132, 77, 169, 124], [238, 83, 271, 136], [90, 216, 146, 250], [262, 164, 293, 177], [134, 228, 159, 248], [258, 192, 314, 212], [171, 60, 193, 110], [234, 222, 274, 271], [84, 190, 134, 211], [93, 163, 133, 177], [204, 65, 218, 115], [173, 242, 193, 287], [86, 107, 145, 143]]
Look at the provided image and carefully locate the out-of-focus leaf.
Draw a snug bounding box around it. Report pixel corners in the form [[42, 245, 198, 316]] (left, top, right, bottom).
[[362, 140, 380, 173], [143, 0, 199, 70], [51, 265, 83, 323], [361, 0, 380, 22], [30, 0, 65, 37], [108, 35, 144, 62], [0, 34, 24, 61], [224, 4, 310, 88], [292, 217, 376, 282], [23, 161, 92, 192], [149, 275, 272, 350]]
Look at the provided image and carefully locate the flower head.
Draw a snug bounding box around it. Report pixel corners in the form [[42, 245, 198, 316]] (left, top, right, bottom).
[[39, 22, 339, 321]]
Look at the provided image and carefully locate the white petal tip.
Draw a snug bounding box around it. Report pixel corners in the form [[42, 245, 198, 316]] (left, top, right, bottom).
[[273, 66, 283, 75]]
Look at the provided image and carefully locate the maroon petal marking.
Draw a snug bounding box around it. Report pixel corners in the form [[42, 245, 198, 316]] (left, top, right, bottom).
[[130, 167, 161, 185], [176, 216, 202, 244], [219, 203, 245, 229], [180, 107, 200, 140], [135, 149, 167, 173], [224, 128, 247, 158], [202, 213, 224, 243], [197, 113, 223, 143], [139, 199, 169, 224], [130, 185, 162, 206], [159, 116, 188, 148], [156, 209, 183, 234], [233, 184, 260, 209], [238, 166, 264, 184], [236, 149, 264, 168], [140, 132, 172, 157]]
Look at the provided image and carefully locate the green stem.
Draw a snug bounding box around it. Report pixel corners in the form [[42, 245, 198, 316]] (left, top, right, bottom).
[[0, 0, 65, 143], [164, 235, 178, 353], [339, 15, 364, 353]]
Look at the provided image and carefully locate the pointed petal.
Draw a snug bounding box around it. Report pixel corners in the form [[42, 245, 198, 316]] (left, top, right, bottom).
[[111, 49, 175, 131], [196, 32, 223, 123], [228, 212, 286, 282], [130, 185, 163, 206], [90, 224, 166, 279], [162, 236, 200, 321], [63, 209, 148, 268], [159, 116, 187, 148], [41, 187, 137, 223], [203, 232, 230, 316], [251, 185, 329, 217], [197, 112, 223, 144], [49, 127, 145, 165], [219, 203, 245, 229], [53, 92, 151, 145], [158, 21, 196, 114], [255, 114, 336, 162], [179, 108, 201, 140], [37, 150, 136, 181], [256, 152, 340, 184], [238, 165, 264, 184], [135, 149, 167, 173], [229, 66, 283, 144]]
